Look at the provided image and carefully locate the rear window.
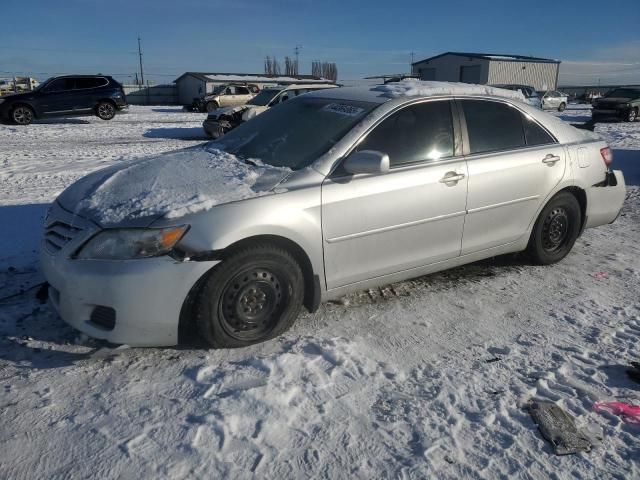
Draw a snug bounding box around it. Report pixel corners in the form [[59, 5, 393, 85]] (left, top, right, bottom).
[[461, 100, 555, 154], [75, 77, 108, 89]]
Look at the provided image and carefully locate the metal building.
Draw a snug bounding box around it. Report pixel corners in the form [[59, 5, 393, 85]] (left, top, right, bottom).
[[174, 72, 332, 106], [412, 52, 560, 91]]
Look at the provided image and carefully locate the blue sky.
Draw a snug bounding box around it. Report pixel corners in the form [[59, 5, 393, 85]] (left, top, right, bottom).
[[1, 0, 639, 85]]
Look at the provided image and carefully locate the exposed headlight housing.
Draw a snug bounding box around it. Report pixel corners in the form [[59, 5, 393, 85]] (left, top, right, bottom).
[[76, 225, 189, 260]]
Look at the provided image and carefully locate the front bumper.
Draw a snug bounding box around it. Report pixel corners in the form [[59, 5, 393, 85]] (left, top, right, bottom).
[[592, 107, 631, 119], [40, 203, 219, 346], [41, 252, 218, 346], [202, 119, 228, 139]]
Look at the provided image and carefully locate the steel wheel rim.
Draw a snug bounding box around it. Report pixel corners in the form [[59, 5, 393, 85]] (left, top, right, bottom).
[[219, 267, 287, 341], [542, 207, 570, 253], [13, 107, 32, 124], [630, 110, 637, 122], [98, 103, 114, 118]]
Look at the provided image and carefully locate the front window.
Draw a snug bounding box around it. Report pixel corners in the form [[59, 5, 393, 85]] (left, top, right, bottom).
[[213, 97, 377, 170], [247, 89, 282, 106], [355, 100, 455, 166], [605, 88, 640, 99]]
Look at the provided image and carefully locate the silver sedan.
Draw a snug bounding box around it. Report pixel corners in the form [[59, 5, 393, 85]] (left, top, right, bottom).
[[41, 82, 626, 347]]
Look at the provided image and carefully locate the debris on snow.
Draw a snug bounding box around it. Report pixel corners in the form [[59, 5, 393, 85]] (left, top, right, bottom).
[[528, 400, 593, 455]]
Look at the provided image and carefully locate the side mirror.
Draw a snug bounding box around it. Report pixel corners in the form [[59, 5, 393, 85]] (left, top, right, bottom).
[[343, 150, 390, 175]]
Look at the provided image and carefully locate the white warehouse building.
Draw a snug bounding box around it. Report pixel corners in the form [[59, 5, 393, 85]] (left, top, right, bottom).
[[411, 52, 561, 91]]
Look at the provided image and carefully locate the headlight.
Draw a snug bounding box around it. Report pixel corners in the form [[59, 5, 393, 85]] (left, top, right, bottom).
[[76, 225, 189, 260]]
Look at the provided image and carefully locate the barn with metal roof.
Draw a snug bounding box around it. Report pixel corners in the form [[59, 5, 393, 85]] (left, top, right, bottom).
[[411, 52, 561, 91]]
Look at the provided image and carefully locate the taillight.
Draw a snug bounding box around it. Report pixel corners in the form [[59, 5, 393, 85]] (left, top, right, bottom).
[[600, 147, 613, 167]]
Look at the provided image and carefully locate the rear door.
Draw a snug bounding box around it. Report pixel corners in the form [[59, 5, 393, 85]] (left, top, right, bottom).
[[322, 100, 468, 288], [458, 99, 566, 254], [218, 86, 236, 106], [72, 77, 104, 112]]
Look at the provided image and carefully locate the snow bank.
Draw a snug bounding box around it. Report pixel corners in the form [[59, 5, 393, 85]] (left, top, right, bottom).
[[77, 146, 290, 225], [372, 79, 526, 102]]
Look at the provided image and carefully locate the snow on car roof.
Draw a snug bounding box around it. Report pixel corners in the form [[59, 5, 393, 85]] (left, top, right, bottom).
[[372, 79, 526, 101], [308, 80, 526, 104]]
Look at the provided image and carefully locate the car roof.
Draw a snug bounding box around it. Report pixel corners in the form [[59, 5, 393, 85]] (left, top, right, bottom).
[[305, 81, 526, 104]]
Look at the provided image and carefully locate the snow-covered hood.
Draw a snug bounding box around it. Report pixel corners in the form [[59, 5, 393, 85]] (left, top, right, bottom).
[[57, 145, 291, 228], [207, 105, 249, 120]]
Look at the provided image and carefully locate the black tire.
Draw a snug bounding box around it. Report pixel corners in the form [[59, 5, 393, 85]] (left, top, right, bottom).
[[527, 192, 581, 265], [96, 101, 116, 120], [558, 102, 566, 112], [195, 244, 304, 348], [205, 101, 219, 113], [11, 105, 34, 125], [626, 108, 638, 123]]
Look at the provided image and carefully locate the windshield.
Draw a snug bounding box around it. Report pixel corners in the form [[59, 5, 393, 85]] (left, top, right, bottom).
[[248, 89, 282, 106], [213, 97, 377, 170], [605, 88, 640, 99]]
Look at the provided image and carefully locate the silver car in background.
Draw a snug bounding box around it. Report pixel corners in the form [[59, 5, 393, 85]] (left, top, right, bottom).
[[41, 82, 626, 348], [541, 90, 569, 111]]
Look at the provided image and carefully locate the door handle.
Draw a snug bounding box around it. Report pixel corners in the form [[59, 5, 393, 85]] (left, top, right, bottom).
[[439, 172, 465, 184], [542, 154, 561, 165]]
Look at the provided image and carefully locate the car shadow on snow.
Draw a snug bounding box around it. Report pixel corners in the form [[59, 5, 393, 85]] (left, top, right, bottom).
[[34, 118, 92, 125], [612, 149, 640, 186], [143, 127, 208, 141]]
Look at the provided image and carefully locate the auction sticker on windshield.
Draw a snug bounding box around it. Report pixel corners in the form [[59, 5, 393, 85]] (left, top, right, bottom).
[[322, 103, 365, 117]]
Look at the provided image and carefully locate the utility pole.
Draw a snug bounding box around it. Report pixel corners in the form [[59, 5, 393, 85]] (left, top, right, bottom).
[[410, 51, 415, 75], [294, 45, 301, 76], [137, 36, 145, 86]]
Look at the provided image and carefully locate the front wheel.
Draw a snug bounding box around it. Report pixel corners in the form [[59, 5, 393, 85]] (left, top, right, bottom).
[[96, 101, 116, 120], [527, 192, 581, 265], [626, 108, 638, 122], [11, 105, 34, 125], [205, 101, 219, 113], [195, 244, 304, 348]]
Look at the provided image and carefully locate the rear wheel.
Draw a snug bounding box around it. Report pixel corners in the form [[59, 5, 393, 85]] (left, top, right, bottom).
[[96, 101, 116, 120], [527, 192, 581, 265], [558, 102, 566, 112], [205, 101, 219, 113], [11, 105, 34, 125], [196, 244, 304, 348]]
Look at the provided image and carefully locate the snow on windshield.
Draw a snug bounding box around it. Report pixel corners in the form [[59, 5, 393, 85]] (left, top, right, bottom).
[[373, 79, 526, 102], [77, 146, 291, 224]]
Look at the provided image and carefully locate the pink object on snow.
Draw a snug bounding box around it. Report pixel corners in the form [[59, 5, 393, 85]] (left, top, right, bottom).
[[592, 271, 609, 279], [593, 401, 640, 424]]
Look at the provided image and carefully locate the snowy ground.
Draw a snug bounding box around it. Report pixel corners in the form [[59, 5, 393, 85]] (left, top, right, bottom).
[[1, 106, 639, 479]]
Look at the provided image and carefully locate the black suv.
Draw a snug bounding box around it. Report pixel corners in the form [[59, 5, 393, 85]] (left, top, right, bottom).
[[592, 87, 640, 123], [0, 75, 127, 125]]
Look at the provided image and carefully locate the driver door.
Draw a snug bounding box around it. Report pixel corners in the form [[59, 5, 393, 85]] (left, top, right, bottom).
[[39, 77, 77, 114], [321, 100, 468, 289]]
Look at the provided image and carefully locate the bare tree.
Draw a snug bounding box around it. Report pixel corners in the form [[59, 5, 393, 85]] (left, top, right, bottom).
[[264, 56, 282, 76], [284, 56, 297, 76], [311, 61, 337, 82]]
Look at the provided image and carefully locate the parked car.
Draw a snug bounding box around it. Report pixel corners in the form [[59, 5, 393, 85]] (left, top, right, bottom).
[[592, 87, 640, 122], [0, 75, 127, 125], [203, 83, 338, 138], [540, 90, 568, 111], [41, 83, 626, 348], [491, 84, 542, 109], [191, 83, 259, 113]]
